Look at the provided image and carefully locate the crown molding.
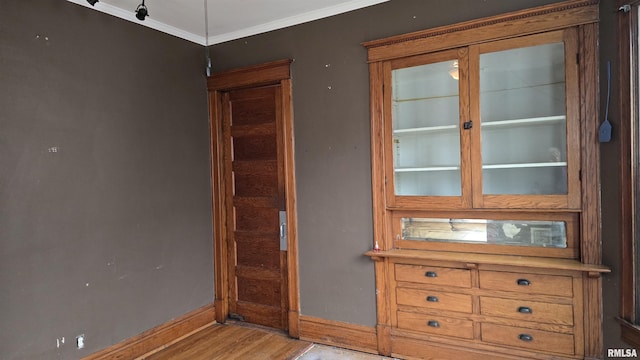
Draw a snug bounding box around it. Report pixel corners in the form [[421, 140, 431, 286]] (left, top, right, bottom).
[[67, 0, 388, 46], [206, 0, 389, 45]]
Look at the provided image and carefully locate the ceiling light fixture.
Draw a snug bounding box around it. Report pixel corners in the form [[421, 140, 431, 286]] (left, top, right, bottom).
[[86, 0, 98, 6], [448, 60, 459, 80], [135, 0, 149, 21]]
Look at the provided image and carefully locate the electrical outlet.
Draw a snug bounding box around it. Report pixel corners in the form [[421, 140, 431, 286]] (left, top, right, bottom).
[[76, 334, 85, 349]]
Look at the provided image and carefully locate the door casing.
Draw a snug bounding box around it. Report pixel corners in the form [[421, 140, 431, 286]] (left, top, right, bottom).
[[207, 59, 300, 337]]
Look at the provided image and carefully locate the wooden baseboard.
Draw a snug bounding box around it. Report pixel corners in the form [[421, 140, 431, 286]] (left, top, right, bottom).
[[83, 303, 215, 360], [298, 315, 378, 355]]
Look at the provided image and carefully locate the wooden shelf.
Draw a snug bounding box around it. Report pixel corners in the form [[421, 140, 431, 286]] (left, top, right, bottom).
[[395, 162, 565, 173], [392, 116, 563, 137], [393, 94, 459, 102], [393, 125, 458, 135], [481, 115, 566, 128], [482, 162, 566, 169], [395, 166, 459, 173], [364, 249, 610, 274]]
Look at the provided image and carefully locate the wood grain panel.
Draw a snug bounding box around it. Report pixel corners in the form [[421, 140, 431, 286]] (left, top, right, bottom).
[[479, 270, 573, 297], [233, 172, 278, 198], [479, 296, 574, 325], [280, 77, 300, 338], [397, 311, 474, 339], [395, 264, 471, 288], [481, 323, 575, 355], [231, 123, 276, 137], [233, 159, 277, 173], [397, 288, 472, 313], [232, 135, 277, 161], [208, 60, 292, 90], [229, 87, 276, 126], [391, 336, 515, 360], [237, 276, 281, 307], [367, 249, 609, 273], [235, 301, 284, 329], [363, 1, 598, 62], [298, 315, 378, 355], [234, 207, 278, 232], [578, 22, 604, 358], [235, 233, 280, 270]]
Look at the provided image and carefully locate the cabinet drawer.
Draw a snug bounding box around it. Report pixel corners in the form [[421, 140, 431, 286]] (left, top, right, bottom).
[[398, 311, 474, 339], [397, 287, 472, 313], [395, 264, 471, 288], [481, 323, 574, 355], [480, 297, 573, 325], [479, 271, 573, 297]]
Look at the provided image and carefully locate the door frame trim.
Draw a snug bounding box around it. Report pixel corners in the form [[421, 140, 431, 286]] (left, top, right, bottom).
[[207, 59, 301, 337]]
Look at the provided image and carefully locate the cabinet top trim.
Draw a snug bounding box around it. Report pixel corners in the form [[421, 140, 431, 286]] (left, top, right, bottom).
[[365, 249, 610, 273], [363, 0, 598, 62]]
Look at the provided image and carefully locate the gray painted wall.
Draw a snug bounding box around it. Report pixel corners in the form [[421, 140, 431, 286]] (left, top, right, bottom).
[[0, 1, 213, 359], [209, 0, 565, 327], [1, 0, 632, 359]]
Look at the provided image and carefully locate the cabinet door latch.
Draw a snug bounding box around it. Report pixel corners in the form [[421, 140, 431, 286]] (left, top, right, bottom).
[[279, 211, 287, 251], [463, 121, 473, 129]]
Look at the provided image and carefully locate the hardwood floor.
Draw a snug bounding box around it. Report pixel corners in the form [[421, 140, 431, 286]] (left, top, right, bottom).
[[138, 322, 312, 360]]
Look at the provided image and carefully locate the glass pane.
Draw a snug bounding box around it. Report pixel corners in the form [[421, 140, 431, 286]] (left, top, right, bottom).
[[401, 217, 567, 248], [392, 60, 461, 196], [480, 43, 567, 195]]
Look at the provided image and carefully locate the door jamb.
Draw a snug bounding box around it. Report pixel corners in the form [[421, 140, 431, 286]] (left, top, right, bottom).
[[207, 59, 300, 337]]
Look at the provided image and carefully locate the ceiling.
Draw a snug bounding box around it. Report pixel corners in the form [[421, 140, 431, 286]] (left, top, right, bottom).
[[67, 0, 389, 45]]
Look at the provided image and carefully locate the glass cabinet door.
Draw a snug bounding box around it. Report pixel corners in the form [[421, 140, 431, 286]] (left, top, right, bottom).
[[472, 30, 579, 209], [388, 50, 467, 205], [479, 42, 567, 195], [385, 31, 578, 209]]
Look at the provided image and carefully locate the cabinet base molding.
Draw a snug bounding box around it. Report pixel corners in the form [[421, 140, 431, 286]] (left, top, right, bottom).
[[83, 303, 215, 360], [391, 336, 579, 360], [298, 315, 378, 354]]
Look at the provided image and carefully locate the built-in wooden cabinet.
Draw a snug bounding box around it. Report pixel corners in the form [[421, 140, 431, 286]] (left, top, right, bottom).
[[364, 1, 609, 359], [387, 30, 580, 210]]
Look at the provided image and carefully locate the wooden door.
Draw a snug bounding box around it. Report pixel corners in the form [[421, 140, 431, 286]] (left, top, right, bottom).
[[221, 84, 288, 330]]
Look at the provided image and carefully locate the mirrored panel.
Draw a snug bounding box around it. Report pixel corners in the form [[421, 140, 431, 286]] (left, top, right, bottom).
[[400, 217, 567, 248]]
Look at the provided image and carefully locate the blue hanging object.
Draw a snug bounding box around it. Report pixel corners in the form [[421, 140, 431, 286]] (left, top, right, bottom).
[[599, 61, 613, 143]]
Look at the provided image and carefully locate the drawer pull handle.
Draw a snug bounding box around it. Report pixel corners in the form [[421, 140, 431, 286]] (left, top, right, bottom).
[[518, 306, 533, 314], [519, 334, 534, 342], [426, 296, 439, 302], [517, 279, 531, 286], [425, 271, 438, 278], [427, 320, 440, 328]]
